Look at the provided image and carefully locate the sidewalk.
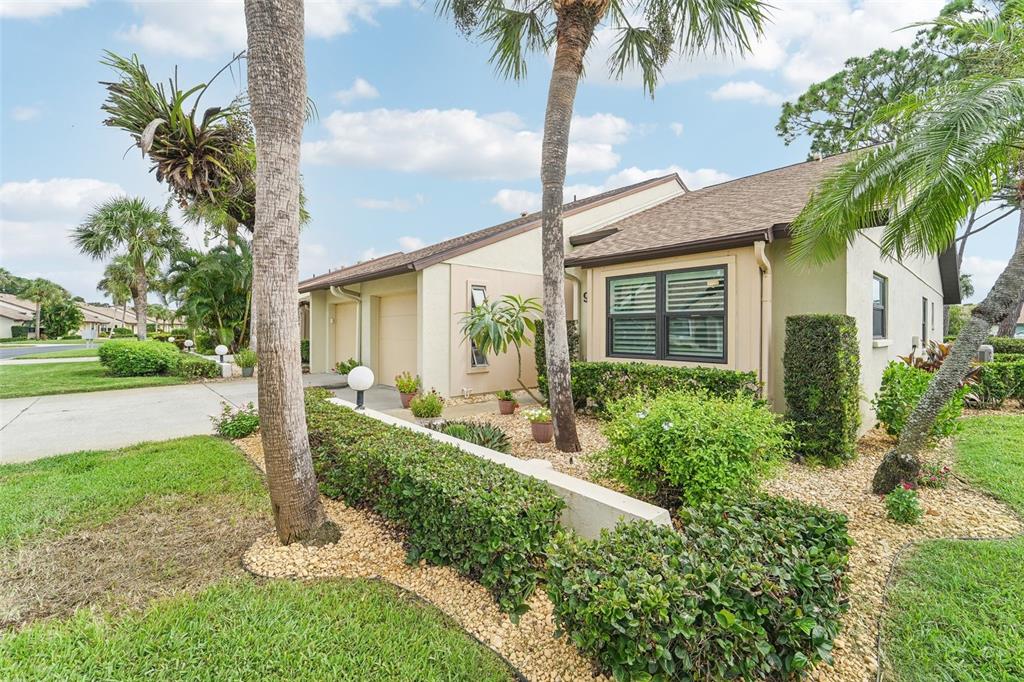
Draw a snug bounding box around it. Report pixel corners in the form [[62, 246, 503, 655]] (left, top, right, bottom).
[[0, 374, 386, 465]]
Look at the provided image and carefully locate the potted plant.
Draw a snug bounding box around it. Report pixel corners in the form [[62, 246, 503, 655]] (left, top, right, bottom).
[[395, 371, 421, 408], [496, 389, 518, 415], [409, 389, 444, 425], [524, 407, 553, 443], [234, 348, 258, 377]]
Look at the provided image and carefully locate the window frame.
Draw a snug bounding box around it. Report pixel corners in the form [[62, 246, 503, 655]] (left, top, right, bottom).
[[921, 296, 928, 344], [872, 273, 888, 339], [605, 264, 729, 364], [469, 283, 489, 368]]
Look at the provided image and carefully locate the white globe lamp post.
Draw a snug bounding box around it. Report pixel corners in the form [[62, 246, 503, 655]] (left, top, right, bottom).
[[215, 344, 229, 363], [348, 365, 375, 411]]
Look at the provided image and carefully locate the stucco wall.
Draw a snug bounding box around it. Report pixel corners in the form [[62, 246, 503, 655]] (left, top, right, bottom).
[[419, 265, 452, 397], [332, 302, 358, 367], [582, 247, 764, 378]]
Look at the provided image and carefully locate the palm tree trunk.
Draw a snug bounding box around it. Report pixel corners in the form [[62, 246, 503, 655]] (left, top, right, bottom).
[[539, 3, 603, 453], [244, 0, 336, 545], [873, 210, 1024, 493], [996, 211, 1023, 337], [34, 302, 41, 340], [133, 262, 148, 341]]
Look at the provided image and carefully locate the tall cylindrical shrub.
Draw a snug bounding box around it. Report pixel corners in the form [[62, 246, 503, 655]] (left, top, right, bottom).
[[784, 315, 860, 465]]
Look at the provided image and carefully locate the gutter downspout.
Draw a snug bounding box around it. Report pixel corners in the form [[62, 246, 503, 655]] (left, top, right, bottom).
[[330, 285, 363, 363], [754, 238, 773, 399]]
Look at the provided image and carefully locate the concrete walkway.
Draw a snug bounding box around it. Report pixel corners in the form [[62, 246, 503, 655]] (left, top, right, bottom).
[[0, 375, 400, 465]]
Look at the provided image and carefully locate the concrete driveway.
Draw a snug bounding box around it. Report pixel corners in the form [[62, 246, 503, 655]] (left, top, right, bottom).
[[0, 375, 402, 465]]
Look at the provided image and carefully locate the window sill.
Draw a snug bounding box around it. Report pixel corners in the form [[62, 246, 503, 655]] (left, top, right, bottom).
[[467, 365, 490, 374], [872, 338, 892, 348]]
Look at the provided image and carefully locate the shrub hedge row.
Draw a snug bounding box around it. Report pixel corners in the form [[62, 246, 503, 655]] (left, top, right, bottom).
[[570, 361, 759, 415], [546, 496, 852, 681], [177, 354, 220, 379], [873, 362, 967, 440], [534, 319, 580, 398], [98, 340, 181, 376], [304, 388, 564, 614], [986, 336, 1024, 355], [971, 358, 1024, 407], [783, 315, 860, 465]]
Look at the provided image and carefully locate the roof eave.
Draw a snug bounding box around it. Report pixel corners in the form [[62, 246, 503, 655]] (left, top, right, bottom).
[[565, 229, 774, 268]]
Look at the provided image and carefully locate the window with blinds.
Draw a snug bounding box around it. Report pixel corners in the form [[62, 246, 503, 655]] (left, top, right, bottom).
[[606, 265, 727, 363]]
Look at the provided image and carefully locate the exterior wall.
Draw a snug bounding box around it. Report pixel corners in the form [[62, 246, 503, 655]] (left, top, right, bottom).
[[844, 228, 945, 429], [332, 302, 358, 366], [581, 247, 764, 379], [419, 265, 452, 397], [447, 262, 544, 397], [0, 316, 16, 338]]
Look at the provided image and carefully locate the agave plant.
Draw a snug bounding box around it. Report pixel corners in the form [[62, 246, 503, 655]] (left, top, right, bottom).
[[431, 420, 512, 453]]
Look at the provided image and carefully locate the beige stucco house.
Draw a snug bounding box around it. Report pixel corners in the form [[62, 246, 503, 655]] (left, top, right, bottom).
[[565, 152, 961, 429], [299, 174, 687, 395], [0, 294, 37, 338]]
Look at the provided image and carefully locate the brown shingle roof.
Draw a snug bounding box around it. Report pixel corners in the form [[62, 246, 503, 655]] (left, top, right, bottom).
[[0, 294, 35, 322], [298, 174, 683, 292], [565, 151, 860, 267]]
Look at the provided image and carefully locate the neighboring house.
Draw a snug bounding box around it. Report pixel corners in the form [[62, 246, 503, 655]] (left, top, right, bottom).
[[76, 302, 138, 336], [299, 175, 687, 394], [564, 152, 960, 430], [0, 294, 38, 338]]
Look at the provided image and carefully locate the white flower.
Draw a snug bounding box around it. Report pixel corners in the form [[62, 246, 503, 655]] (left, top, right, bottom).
[[662, 421, 673, 431], [636, 410, 648, 419]]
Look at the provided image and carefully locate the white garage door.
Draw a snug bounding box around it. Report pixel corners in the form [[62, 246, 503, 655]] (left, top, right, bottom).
[[378, 292, 417, 387]]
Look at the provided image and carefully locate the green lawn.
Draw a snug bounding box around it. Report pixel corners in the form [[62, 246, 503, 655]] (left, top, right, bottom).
[[882, 414, 1024, 682], [0, 579, 513, 681], [12, 348, 99, 360], [0, 436, 513, 680], [0, 436, 266, 548], [0, 362, 184, 399]]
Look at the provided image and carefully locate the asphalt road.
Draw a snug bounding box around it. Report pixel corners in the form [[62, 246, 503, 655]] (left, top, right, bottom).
[[0, 343, 92, 359]]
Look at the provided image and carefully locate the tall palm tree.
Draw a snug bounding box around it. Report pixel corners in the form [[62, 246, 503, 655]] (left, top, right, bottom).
[[244, 0, 336, 545], [440, 0, 769, 451], [789, 2, 1024, 493], [98, 255, 144, 336], [73, 197, 183, 341], [22, 279, 64, 339]]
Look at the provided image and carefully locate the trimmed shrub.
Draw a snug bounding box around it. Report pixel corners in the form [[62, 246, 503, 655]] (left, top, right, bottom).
[[111, 326, 133, 337], [409, 390, 443, 418], [784, 315, 860, 465], [595, 390, 789, 508], [61, 334, 82, 340], [570, 361, 759, 416], [98, 340, 181, 376], [211, 401, 260, 438], [987, 336, 1024, 355], [430, 420, 511, 453], [546, 496, 852, 681], [305, 389, 564, 614], [873, 362, 967, 440], [177, 354, 220, 379], [971, 358, 1024, 407], [11, 325, 30, 339], [300, 339, 310, 363], [534, 319, 580, 397]]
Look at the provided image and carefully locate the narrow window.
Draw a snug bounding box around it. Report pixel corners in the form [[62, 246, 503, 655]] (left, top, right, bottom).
[[607, 274, 658, 357], [921, 297, 928, 344], [872, 274, 888, 339], [931, 301, 935, 332], [470, 285, 488, 367]]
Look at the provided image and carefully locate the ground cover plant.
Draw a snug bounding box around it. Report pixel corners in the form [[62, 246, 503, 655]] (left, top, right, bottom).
[[884, 484, 923, 524], [0, 362, 185, 399], [212, 402, 260, 438], [305, 388, 563, 614], [430, 420, 511, 453], [176, 354, 220, 379]]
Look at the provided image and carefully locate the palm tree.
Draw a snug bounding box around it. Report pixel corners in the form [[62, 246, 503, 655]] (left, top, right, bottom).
[[22, 279, 64, 339], [166, 242, 253, 350], [459, 294, 543, 401], [439, 0, 769, 451], [244, 0, 336, 545], [73, 197, 183, 341], [98, 255, 142, 336], [789, 2, 1024, 493]]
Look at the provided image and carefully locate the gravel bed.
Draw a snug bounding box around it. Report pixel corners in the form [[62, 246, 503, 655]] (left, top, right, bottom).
[[237, 435, 608, 682], [763, 428, 1023, 682]]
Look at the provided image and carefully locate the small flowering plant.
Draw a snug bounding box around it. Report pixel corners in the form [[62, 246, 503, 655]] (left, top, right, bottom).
[[884, 482, 924, 524], [917, 462, 952, 489], [523, 407, 552, 424]]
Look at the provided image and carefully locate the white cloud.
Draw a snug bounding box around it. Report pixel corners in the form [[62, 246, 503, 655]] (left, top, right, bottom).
[[962, 256, 1007, 304], [0, 178, 125, 220], [0, 0, 89, 19], [398, 236, 425, 251], [589, 1, 944, 90], [709, 80, 784, 106], [354, 193, 424, 212], [10, 106, 40, 122], [335, 77, 380, 104], [490, 164, 731, 214], [304, 109, 629, 180], [669, 122, 684, 137], [119, 0, 399, 58]]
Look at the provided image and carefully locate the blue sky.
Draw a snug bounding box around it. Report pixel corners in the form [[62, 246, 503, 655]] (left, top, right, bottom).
[[0, 0, 1015, 303]]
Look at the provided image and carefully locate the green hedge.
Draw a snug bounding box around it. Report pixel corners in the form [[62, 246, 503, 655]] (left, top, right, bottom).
[[971, 358, 1024, 407], [534, 319, 580, 398], [111, 326, 134, 337], [305, 389, 564, 614], [570, 361, 759, 415], [873, 362, 967, 440], [300, 339, 310, 364], [98, 340, 181, 376], [784, 315, 860, 465], [546, 496, 852, 681], [177, 354, 220, 379], [987, 337, 1024, 355]]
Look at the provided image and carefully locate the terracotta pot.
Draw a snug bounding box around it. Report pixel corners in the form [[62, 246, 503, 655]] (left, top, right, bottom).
[[400, 392, 417, 409], [242, 367, 254, 378], [531, 421, 553, 443], [498, 399, 517, 415]]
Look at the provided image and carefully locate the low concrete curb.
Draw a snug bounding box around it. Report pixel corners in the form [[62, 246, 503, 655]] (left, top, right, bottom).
[[329, 397, 672, 538]]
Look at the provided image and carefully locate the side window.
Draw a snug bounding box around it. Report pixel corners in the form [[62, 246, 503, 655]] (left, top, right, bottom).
[[872, 274, 888, 339], [922, 297, 928, 344], [470, 285, 488, 367]]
